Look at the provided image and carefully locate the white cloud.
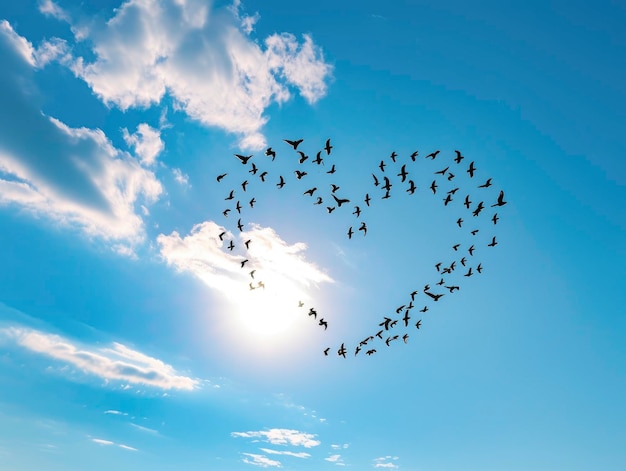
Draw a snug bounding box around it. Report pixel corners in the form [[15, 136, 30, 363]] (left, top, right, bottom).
[[231, 428, 320, 448], [242, 453, 282, 468], [172, 168, 189, 186], [1, 326, 199, 391], [0, 20, 36, 66], [104, 410, 128, 416], [118, 444, 138, 451], [130, 423, 159, 435], [122, 123, 164, 166], [38, 0, 70, 22], [58, 0, 331, 149], [259, 448, 310, 459], [0, 20, 70, 68], [325, 454, 346, 466], [91, 438, 114, 446], [373, 456, 400, 469]]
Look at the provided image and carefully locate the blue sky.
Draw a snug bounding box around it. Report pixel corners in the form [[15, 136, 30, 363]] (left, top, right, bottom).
[[0, 0, 625, 469]]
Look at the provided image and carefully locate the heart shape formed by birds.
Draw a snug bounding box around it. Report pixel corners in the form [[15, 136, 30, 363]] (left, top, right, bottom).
[[214, 139, 506, 358]]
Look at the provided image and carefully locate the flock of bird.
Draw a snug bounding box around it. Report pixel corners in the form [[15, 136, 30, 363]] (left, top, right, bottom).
[[214, 139, 506, 357]]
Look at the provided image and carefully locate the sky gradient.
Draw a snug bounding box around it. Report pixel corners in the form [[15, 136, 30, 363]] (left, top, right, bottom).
[[1, 1, 625, 470]]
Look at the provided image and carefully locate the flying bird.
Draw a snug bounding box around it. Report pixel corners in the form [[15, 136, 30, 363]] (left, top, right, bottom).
[[382, 176, 392, 192], [295, 170, 307, 180], [488, 236, 498, 247], [424, 291, 444, 302], [435, 166, 449, 176], [235, 154, 252, 165], [390, 151, 398, 162], [415, 320, 422, 329], [223, 209, 231, 217], [249, 269, 256, 279], [347, 226, 354, 239], [492, 190, 507, 207], [457, 218, 463, 228], [478, 178, 492, 188], [240, 259, 249, 268], [426, 150, 440, 159], [249, 197, 256, 207], [327, 206, 336, 213], [228, 240, 235, 251], [314, 197, 323, 205], [443, 194, 453, 206], [297, 151, 309, 164], [492, 213, 499, 224], [237, 219, 244, 231], [372, 174, 380, 186], [447, 173, 455, 181], [249, 163, 258, 175], [225, 190, 235, 200], [308, 308, 317, 319], [337, 343, 346, 357], [353, 206, 361, 217], [379, 160, 386, 172], [471, 229, 479, 236], [244, 239, 251, 249], [464, 195, 472, 209], [218, 231, 226, 241], [407, 180, 416, 194], [241, 180, 248, 192], [366, 349, 376, 356], [312, 152, 324, 165], [259, 171, 268, 182], [319, 318, 328, 329], [397, 164, 408, 182], [304, 187, 317, 196], [476, 263, 483, 273], [217, 173, 227, 182], [324, 347, 330, 356], [235, 201, 242, 213], [464, 267, 473, 277], [265, 147, 276, 160], [454, 150, 464, 163], [402, 334, 409, 344], [359, 221, 367, 236], [467, 161, 476, 177], [283, 139, 303, 150], [276, 175, 285, 189], [331, 184, 340, 193], [468, 244, 475, 256], [410, 150, 419, 161], [324, 139, 333, 155], [410, 290, 419, 301], [473, 201, 485, 216], [430, 180, 438, 194], [327, 164, 336, 174], [364, 193, 371, 206]]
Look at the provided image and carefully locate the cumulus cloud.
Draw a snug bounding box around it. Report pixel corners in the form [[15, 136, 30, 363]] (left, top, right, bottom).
[[58, 0, 332, 149], [1, 326, 199, 391], [38, 0, 70, 22], [122, 123, 164, 166], [231, 428, 320, 448], [242, 453, 281, 468], [157, 221, 332, 302], [0, 23, 162, 249]]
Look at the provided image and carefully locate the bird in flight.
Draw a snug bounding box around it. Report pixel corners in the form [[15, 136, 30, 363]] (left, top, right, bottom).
[[379, 160, 386, 172], [265, 147, 276, 160], [244, 239, 251, 249], [353, 206, 361, 217], [447, 172, 455, 181], [324, 347, 330, 356], [476, 263, 483, 273], [347, 226, 354, 239], [304, 187, 317, 196], [259, 171, 268, 182], [435, 166, 449, 176], [430, 180, 438, 194], [284, 139, 303, 150], [407, 180, 417, 194], [473, 202, 485, 217], [327, 206, 336, 213], [454, 150, 464, 163], [235, 201, 242, 213], [241, 180, 248, 192], [249, 269, 256, 279], [390, 151, 398, 162], [295, 170, 307, 180], [382, 176, 392, 192], [218, 231, 226, 241], [419, 306, 428, 313], [237, 219, 244, 232], [444, 194, 453, 206], [308, 308, 317, 319], [467, 161, 476, 177], [276, 175, 285, 189], [492, 213, 499, 224], [331, 183, 340, 193], [313, 152, 324, 165], [464, 267, 473, 277], [478, 178, 492, 188], [225, 190, 235, 200], [366, 349, 376, 356], [228, 240, 235, 251], [415, 320, 422, 329], [359, 221, 367, 236], [235, 154, 253, 165], [397, 164, 408, 182], [372, 174, 380, 186], [327, 164, 336, 174], [464, 195, 472, 209], [324, 139, 333, 155], [314, 196, 323, 205], [492, 190, 507, 207], [403, 334, 409, 344], [337, 343, 347, 358], [217, 173, 227, 182], [297, 151, 309, 164], [468, 244, 475, 256], [249, 163, 258, 175], [364, 193, 371, 206], [457, 218, 463, 228], [426, 150, 440, 159], [240, 259, 249, 268], [488, 236, 498, 247], [249, 197, 256, 208], [223, 209, 231, 217], [424, 291, 444, 301], [410, 150, 419, 161], [410, 290, 419, 301]]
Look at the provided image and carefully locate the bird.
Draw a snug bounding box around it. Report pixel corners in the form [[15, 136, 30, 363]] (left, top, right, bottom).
[[297, 151, 309, 164], [448, 187, 460, 195], [435, 166, 449, 176], [265, 147, 276, 160], [249, 282, 255, 290], [435, 262, 442, 272], [241, 180, 248, 191], [424, 291, 444, 301], [240, 259, 249, 268], [324, 139, 333, 154], [256, 281, 264, 290], [407, 180, 417, 194], [235, 154, 252, 165], [447, 173, 455, 181], [430, 180, 437, 194], [324, 347, 330, 356], [223, 209, 231, 217], [359, 221, 367, 236], [237, 219, 244, 231], [382, 190, 391, 200], [326, 164, 336, 174], [478, 178, 492, 188], [397, 165, 408, 182], [464, 195, 472, 209], [390, 151, 398, 162], [249, 197, 256, 208], [244, 239, 251, 249], [468, 244, 475, 256], [492, 213, 499, 224], [217, 173, 227, 182], [337, 343, 346, 357], [304, 187, 317, 196], [396, 305, 406, 314], [353, 206, 361, 217], [415, 320, 422, 329], [372, 174, 380, 186], [314, 196, 323, 205], [452, 244, 460, 251], [454, 150, 464, 163], [410, 290, 419, 301], [248, 163, 258, 175], [419, 306, 428, 313], [225, 190, 235, 200], [355, 346, 361, 356], [471, 229, 479, 236], [276, 175, 285, 189], [379, 160, 386, 172], [402, 311, 411, 327], [473, 202, 485, 217], [492, 190, 507, 207], [235, 201, 242, 213], [298, 300, 304, 307], [295, 170, 307, 179], [331, 184, 340, 193], [376, 330, 384, 339], [426, 150, 440, 159], [457, 218, 463, 228], [443, 194, 453, 206], [364, 194, 371, 206], [308, 308, 317, 319], [347, 227, 354, 239], [467, 161, 476, 177], [284, 139, 303, 150], [464, 267, 473, 277], [445, 285, 460, 293], [228, 241, 235, 251], [488, 236, 498, 247], [327, 206, 336, 213], [366, 349, 376, 356], [402, 334, 409, 344], [319, 319, 328, 330], [259, 171, 268, 182], [460, 257, 467, 266], [410, 151, 419, 161], [312, 152, 324, 165], [476, 263, 483, 273], [385, 335, 399, 346], [218, 231, 226, 241], [249, 269, 256, 279], [382, 176, 392, 192]]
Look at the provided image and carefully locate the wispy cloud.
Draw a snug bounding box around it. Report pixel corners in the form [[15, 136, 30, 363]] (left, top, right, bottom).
[[122, 123, 164, 166], [104, 410, 128, 416], [231, 428, 321, 448], [259, 448, 310, 459], [172, 168, 189, 186], [44, 0, 332, 149], [325, 454, 346, 466], [242, 453, 282, 468], [90, 437, 137, 451], [373, 456, 400, 469], [1, 326, 199, 391]]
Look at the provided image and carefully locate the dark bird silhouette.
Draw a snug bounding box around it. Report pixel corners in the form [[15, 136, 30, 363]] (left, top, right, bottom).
[[347, 226, 354, 239], [276, 175, 285, 189], [313, 152, 324, 165], [259, 171, 268, 182], [298, 300, 304, 307], [492, 190, 507, 207], [308, 308, 317, 319], [218, 231, 226, 241], [415, 320, 422, 329], [265, 147, 276, 160], [464, 267, 473, 277], [337, 343, 346, 357], [476, 263, 483, 273], [448, 187, 460, 195], [382, 176, 392, 192], [366, 349, 376, 356], [478, 178, 492, 188], [235, 201, 242, 213], [452, 244, 460, 251], [376, 330, 384, 339], [372, 174, 380, 186], [403, 334, 409, 344], [249, 282, 255, 291], [217, 173, 227, 182], [249, 197, 256, 208], [424, 291, 444, 301], [237, 219, 244, 232], [355, 345, 361, 356], [364, 193, 371, 206], [241, 180, 248, 192], [240, 259, 248, 268], [228, 240, 235, 251], [492, 213, 499, 224], [454, 150, 464, 164], [471, 229, 479, 236], [447, 173, 455, 181], [403, 311, 411, 327], [473, 201, 485, 217], [430, 180, 437, 194], [327, 206, 336, 213], [424, 284, 430, 291], [397, 164, 408, 182], [468, 244, 475, 256], [410, 290, 419, 301], [426, 150, 440, 159], [460, 257, 467, 266], [331, 184, 340, 193], [225, 190, 235, 200], [249, 269, 256, 279], [297, 151, 309, 164], [324, 347, 330, 356], [314, 196, 323, 205], [319, 319, 328, 330], [396, 305, 406, 314], [359, 221, 367, 236], [353, 206, 361, 217], [326, 164, 336, 174], [445, 285, 460, 293], [379, 160, 386, 172], [390, 151, 398, 162], [420, 306, 428, 313], [284, 139, 303, 150], [382, 190, 391, 200], [295, 170, 307, 179], [385, 335, 399, 346], [223, 209, 231, 217], [435, 262, 442, 272], [488, 236, 498, 247], [464, 195, 472, 209], [435, 166, 449, 176], [249, 163, 258, 175], [467, 161, 476, 178], [410, 150, 419, 161], [457, 218, 463, 228], [443, 194, 453, 206], [449, 261, 456, 271], [304, 187, 317, 196], [324, 139, 333, 155], [407, 180, 417, 194], [245, 239, 251, 249], [235, 154, 252, 165], [437, 278, 445, 286]]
